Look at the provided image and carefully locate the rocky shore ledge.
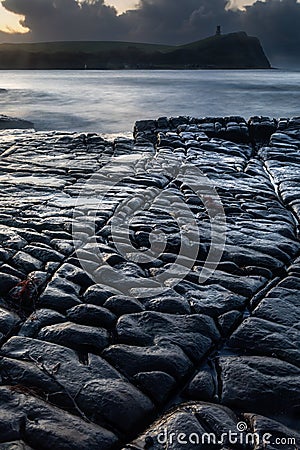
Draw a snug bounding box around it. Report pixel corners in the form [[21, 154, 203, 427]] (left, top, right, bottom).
[[0, 115, 299, 448]]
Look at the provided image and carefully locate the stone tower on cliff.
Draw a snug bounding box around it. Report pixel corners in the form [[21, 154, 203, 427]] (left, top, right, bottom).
[[216, 25, 221, 36]]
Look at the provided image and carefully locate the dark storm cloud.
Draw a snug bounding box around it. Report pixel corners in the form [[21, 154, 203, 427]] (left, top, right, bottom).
[[1, 0, 300, 66], [120, 0, 237, 44], [2, 0, 124, 41], [241, 0, 300, 66]]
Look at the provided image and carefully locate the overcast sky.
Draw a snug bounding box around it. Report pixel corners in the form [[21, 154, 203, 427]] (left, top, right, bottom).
[[0, 0, 299, 67]]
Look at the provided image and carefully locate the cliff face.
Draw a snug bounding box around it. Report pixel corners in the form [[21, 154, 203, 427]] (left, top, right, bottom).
[[165, 32, 272, 69], [0, 32, 271, 69]]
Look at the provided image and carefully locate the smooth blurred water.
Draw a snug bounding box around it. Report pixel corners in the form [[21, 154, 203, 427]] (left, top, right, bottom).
[[0, 69, 299, 134]]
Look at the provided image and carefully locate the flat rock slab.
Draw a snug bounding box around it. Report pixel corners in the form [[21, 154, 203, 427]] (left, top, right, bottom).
[[0, 386, 118, 449], [127, 402, 300, 449], [0, 116, 299, 447]]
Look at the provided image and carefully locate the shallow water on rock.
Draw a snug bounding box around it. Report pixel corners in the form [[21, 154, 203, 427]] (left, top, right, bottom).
[[0, 69, 299, 134]]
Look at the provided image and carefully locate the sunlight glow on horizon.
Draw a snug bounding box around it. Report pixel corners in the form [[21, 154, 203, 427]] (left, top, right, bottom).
[[0, 3, 28, 34], [229, 0, 257, 9], [0, 0, 137, 34], [104, 0, 138, 14]]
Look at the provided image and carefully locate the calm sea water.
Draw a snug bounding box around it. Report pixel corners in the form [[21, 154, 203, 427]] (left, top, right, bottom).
[[0, 69, 299, 134]]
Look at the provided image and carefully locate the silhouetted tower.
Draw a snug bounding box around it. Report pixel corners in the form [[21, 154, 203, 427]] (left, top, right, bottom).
[[216, 25, 221, 36]]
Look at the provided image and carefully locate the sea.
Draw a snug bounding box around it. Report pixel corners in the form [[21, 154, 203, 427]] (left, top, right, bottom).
[[0, 69, 299, 135]]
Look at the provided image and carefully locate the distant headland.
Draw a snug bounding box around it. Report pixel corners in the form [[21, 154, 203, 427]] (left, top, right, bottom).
[[0, 31, 271, 70]]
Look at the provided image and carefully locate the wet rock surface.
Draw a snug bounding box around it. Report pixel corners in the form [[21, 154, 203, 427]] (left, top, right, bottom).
[[0, 116, 299, 448]]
